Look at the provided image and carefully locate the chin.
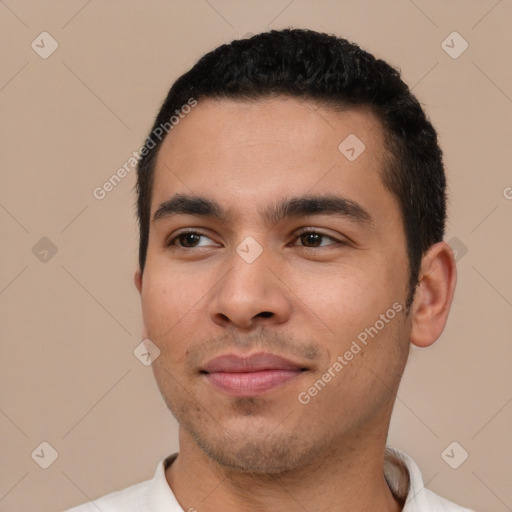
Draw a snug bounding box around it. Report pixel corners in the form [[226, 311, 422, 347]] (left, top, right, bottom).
[[185, 420, 323, 475]]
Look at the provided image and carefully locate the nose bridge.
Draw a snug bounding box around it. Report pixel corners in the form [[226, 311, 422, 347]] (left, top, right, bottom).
[[231, 244, 271, 294], [209, 240, 291, 329]]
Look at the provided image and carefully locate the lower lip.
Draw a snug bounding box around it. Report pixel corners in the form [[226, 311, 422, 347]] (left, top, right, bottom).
[[204, 370, 303, 397]]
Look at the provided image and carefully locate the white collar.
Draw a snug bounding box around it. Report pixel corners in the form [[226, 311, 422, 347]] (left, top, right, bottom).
[[142, 445, 469, 511]]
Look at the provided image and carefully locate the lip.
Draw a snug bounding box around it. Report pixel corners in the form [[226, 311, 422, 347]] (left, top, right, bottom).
[[201, 352, 307, 397]]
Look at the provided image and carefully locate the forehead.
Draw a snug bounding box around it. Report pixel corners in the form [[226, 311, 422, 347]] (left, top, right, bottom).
[[151, 97, 392, 221], [156, 96, 386, 161]]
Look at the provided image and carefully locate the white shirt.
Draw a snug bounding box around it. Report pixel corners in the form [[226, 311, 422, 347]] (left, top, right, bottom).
[[64, 446, 474, 511]]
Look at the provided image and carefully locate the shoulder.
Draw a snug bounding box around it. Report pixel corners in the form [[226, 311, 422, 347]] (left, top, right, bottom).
[[418, 488, 474, 511], [61, 453, 180, 512], [62, 478, 151, 512], [384, 446, 475, 512]]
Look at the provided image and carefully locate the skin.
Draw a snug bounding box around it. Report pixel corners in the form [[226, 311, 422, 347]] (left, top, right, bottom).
[[134, 96, 457, 512]]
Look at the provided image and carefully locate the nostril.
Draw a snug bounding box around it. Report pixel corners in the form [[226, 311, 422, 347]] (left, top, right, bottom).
[[258, 311, 273, 318]]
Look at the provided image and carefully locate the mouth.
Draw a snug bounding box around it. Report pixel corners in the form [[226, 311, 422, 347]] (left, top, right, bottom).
[[200, 352, 309, 397]]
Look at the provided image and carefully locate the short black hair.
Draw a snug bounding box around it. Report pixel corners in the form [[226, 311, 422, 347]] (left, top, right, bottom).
[[135, 28, 446, 310]]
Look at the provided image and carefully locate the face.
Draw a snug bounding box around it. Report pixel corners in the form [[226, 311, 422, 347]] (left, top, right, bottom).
[[136, 97, 412, 473]]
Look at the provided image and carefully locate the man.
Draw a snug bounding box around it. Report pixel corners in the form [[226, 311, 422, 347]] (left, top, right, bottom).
[[66, 28, 473, 511]]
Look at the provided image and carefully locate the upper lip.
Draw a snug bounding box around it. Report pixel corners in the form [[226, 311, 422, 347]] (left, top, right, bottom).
[[201, 352, 307, 373]]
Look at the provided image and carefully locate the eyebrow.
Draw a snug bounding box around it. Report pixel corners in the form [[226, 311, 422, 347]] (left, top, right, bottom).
[[153, 193, 374, 228]]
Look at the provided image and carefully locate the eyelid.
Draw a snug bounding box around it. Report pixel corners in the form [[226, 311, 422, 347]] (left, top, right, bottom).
[[293, 227, 337, 237]]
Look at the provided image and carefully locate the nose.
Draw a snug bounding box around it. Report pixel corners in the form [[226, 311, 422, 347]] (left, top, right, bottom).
[[208, 249, 292, 331]]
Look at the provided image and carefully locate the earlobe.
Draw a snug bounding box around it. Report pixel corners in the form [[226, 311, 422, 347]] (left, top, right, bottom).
[[409, 242, 457, 348]]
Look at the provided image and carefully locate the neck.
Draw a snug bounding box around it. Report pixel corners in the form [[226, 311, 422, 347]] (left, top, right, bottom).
[[165, 423, 403, 512]]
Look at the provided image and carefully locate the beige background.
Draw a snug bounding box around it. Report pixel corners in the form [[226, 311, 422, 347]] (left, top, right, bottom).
[[1, 1, 511, 511]]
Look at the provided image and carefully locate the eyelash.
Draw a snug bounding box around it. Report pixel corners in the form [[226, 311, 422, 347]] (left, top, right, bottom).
[[166, 228, 343, 249]]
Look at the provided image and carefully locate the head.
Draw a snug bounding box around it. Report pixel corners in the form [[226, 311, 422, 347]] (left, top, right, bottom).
[[133, 29, 456, 473]]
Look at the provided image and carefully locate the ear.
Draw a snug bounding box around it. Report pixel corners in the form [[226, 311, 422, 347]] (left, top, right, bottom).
[[409, 241, 457, 348], [134, 268, 149, 339], [134, 267, 143, 294]]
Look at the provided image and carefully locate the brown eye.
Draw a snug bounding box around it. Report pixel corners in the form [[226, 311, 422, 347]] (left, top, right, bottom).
[[299, 232, 323, 247], [167, 231, 216, 248], [177, 233, 202, 247], [293, 230, 339, 248]]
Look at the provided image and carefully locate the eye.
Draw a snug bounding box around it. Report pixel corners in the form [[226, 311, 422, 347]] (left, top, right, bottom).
[[291, 229, 341, 248], [166, 229, 343, 250], [166, 231, 217, 249]]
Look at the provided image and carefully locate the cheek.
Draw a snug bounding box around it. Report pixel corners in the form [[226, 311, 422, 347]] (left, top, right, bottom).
[[290, 260, 392, 333], [289, 258, 408, 384], [140, 266, 206, 354]]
